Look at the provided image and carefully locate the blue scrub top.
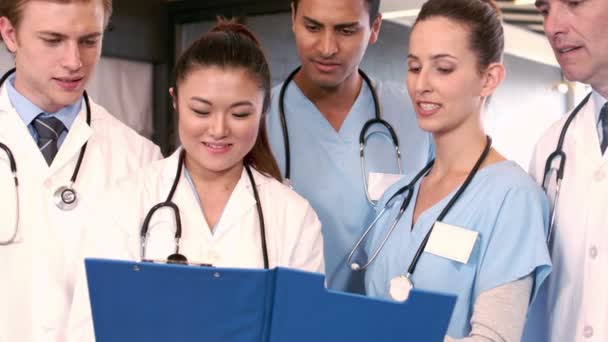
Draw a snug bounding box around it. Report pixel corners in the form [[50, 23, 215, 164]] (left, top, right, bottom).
[[266, 77, 432, 293], [364, 160, 552, 338]]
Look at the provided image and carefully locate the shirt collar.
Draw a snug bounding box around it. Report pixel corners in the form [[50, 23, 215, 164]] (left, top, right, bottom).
[[5, 73, 82, 130]]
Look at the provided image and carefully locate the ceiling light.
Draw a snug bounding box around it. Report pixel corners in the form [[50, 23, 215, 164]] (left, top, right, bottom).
[[383, 9, 420, 19]]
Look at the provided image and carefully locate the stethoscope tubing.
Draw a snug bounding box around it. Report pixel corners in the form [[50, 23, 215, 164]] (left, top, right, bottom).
[[278, 67, 394, 180], [0, 68, 91, 210], [541, 93, 591, 243], [348, 136, 492, 275], [0, 142, 19, 245], [0, 67, 92, 244], [348, 161, 428, 271], [139, 149, 270, 269]]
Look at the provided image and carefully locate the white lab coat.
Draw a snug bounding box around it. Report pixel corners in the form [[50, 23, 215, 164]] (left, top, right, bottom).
[[526, 94, 608, 342], [66, 149, 325, 341], [0, 86, 162, 342]]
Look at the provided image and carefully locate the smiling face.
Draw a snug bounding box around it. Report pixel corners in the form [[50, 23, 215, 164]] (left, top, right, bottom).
[[291, 0, 381, 90], [536, 0, 608, 90], [173, 66, 264, 179], [0, 0, 105, 113], [406, 16, 503, 136]]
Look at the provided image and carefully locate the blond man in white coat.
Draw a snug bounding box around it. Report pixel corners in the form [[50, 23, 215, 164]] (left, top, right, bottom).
[[0, 1, 161, 341], [525, 0, 608, 341]]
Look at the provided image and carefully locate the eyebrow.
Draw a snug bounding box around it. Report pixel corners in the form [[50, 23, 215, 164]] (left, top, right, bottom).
[[190, 97, 254, 108], [302, 16, 359, 29], [303, 16, 323, 27], [407, 53, 458, 61], [534, 0, 547, 9], [38, 31, 103, 40]]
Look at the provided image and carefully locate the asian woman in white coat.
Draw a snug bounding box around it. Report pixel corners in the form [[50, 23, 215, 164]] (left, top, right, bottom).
[[66, 20, 325, 341]]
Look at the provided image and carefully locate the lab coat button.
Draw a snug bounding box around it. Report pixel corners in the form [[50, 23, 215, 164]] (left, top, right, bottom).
[[589, 246, 598, 259], [594, 170, 605, 182], [583, 325, 594, 338]]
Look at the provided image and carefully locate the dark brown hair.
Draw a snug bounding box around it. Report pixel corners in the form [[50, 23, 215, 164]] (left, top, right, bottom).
[[0, 0, 112, 30], [173, 18, 282, 182], [292, 0, 381, 25], [414, 0, 504, 72]]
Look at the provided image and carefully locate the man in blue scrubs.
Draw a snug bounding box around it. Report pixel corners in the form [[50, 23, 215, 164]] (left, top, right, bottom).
[[266, 0, 431, 293]]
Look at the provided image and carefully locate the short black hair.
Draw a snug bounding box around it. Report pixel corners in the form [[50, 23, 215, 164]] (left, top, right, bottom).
[[292, 0, 381, 25]]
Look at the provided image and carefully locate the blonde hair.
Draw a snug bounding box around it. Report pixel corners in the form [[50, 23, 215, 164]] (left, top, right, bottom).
[[0, 0, 112, 31]]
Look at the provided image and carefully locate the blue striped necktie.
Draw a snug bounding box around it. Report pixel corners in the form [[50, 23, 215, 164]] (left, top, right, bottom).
[[33, 115, 65, 165]]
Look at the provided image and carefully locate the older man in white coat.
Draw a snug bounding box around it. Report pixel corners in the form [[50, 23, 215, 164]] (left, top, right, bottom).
[[525, 0, 608, 341], [0, 0, 161, 341]]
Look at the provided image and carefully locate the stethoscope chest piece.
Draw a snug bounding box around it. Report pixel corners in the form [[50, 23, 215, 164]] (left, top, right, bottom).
[[54, 185, 78, 210], [389, 275, 413, 302]]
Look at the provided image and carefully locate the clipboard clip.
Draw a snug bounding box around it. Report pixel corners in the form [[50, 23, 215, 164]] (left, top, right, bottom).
[[140, 258, 214, 268]]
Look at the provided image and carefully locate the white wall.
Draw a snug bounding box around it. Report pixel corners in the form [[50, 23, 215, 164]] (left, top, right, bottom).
[[0, 48, 154, 138]]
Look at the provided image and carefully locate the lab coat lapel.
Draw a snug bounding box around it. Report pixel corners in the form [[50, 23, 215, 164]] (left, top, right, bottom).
[[213, 168, 257, 238], [170, 151, 212, 234], [0, 88, 48, 174], [49, 101, 92, 178], [570, 98, 605, 165], [164, 151, 259, 238]]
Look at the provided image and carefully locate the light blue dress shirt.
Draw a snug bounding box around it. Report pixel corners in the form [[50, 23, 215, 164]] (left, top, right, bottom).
[[364, 160, 552, 338], [5, 73, 81, 148], [266, 78, 432, 293]]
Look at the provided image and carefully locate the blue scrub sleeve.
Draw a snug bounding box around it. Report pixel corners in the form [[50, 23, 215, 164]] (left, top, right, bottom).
[[474, 187, 552, 304]]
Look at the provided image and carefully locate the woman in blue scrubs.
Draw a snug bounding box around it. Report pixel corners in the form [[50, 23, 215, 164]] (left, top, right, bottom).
[[359, 0, 551, 340]]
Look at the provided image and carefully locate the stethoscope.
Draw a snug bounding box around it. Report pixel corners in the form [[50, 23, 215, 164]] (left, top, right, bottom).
[[0, 68, 91, 211], [278, 66, 402, 205], [139, 149, 269, 268], [0, 142, 18, 245], [0, 69, 91, 244], [541, 93, 591, 243], [347, 136, 492, 301]]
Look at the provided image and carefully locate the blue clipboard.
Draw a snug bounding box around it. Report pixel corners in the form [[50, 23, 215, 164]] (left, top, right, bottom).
[[86, 258, 456, 342]]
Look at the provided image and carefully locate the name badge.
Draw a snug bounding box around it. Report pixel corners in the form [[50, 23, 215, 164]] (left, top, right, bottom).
[[424, 221, 479, 264], [367, 172, 404, 201]]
